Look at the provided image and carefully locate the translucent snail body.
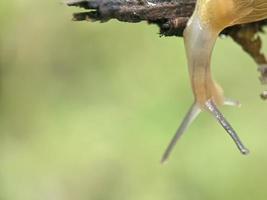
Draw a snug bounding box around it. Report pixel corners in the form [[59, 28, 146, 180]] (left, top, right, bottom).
[[184, 16, 223, 107], [161, 0, 267, 163]]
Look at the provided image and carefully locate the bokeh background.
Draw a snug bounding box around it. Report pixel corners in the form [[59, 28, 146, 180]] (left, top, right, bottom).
[[1, 1, 267, 200]]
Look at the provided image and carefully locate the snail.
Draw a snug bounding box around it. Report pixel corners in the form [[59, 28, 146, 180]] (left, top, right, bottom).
[[161, 0, 267, 163]]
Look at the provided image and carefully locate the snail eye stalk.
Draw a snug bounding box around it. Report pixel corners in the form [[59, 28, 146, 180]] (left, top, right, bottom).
[[205, 99, 249, 155], [161, 103, 201, 164], [161, 99, 249, 164]]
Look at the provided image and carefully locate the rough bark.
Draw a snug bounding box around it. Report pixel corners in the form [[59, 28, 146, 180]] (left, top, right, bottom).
[[66, 0, 267, 99]]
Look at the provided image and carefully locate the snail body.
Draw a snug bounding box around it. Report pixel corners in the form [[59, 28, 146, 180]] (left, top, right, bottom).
[[162, 0, 267, 163]]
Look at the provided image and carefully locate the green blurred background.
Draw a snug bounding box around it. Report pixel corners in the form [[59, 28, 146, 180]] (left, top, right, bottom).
[[0, 1, 267, 200]]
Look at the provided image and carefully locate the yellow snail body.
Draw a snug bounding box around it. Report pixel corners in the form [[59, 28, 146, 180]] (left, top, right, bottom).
[[162, 0, 267, 163]]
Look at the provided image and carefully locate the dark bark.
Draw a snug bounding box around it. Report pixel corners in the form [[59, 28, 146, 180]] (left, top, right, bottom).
[[66, 0, 267, 99], [66, 0, 267, 36]]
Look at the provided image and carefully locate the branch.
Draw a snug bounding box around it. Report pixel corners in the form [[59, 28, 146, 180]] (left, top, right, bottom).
[[66, 0, 267, 99], [66, 0, 267, 36]]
